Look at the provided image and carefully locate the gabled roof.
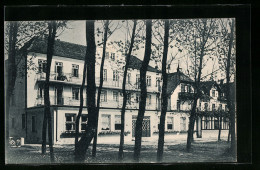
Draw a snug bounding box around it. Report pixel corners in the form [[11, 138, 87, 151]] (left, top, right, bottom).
[[28, 38, 160, 72], [166, 71, 193, 95], [200, 81, 221, 95]]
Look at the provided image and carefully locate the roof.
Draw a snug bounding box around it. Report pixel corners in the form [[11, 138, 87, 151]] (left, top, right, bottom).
[[28, 38, 159, 72], [28, 38, 86, 60], [128, 55, 160, 73], [166, 71, 193, 95], [200, 81, 221, 95]]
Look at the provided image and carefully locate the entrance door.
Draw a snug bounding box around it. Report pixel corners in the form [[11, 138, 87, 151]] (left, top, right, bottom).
[[56, 86, 63, 105], [132, 116, 150, 137]]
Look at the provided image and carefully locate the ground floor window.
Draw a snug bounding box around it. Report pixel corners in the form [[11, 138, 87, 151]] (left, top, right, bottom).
[[222, 117, 229, 129], [202, 117, 211, 130], [214, 118, 219, 129], [32, 116, 36, 132], [22, 114, 26, 129], [115, 115, 121, 130], [81, 114, 88, 131], [180, 117, 186, 131], [65, 114, 76, 131], [101, 114, 111, 130], [167, 117, 174, 130]]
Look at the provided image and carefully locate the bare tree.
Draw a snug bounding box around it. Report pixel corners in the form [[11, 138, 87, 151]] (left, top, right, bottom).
[[118, 20, 137, 160], [157, 19, 170, 162], [74, 20, 97, 162], [184, 19, 218, 151], [133, 19, 152, 162], [92, 20, 109, 157]]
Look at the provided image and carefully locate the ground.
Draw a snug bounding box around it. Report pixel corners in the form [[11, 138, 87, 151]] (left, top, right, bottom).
[[5, 139, 236, 164]]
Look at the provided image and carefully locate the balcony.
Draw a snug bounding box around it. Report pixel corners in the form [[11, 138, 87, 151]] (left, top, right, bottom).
[[35, 96, 87, 106], [178, 92, 194, 101], [36, 72, 83, 85], [36, 72, 160, 93], [35, 96, 161, 110]]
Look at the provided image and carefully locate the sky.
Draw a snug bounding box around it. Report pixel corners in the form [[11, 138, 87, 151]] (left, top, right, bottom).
[[58, 20, 228, 82]]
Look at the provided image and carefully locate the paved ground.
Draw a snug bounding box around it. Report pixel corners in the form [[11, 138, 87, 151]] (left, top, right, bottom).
[[5, 138, 236, 164]]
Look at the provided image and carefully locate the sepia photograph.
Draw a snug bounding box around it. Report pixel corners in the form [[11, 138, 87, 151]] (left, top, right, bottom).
[[4, 17, 237, 164]]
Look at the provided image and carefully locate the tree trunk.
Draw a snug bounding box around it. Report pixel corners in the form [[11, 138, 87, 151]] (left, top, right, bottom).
[[92, 20, 109, 157], [157, 20, 169, 162], [6, 22, 18, 149], [218, 112, 222, 141], [225, 19, 235, 154], [187, 19, 208, 152], [118, 20, 137, 160], [74, 20, 96, 162], [133, 20, 152, 162], [42, 21, 57, 162]]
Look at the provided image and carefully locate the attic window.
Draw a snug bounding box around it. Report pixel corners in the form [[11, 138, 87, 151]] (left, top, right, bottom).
[[111, 53, 115, 61], [38, 59, 47, 73], [181, 84, 185, 92], [212, 90, 215, 97]]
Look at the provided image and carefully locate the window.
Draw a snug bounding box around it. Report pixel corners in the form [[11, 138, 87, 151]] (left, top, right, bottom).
[[219, 104, 222, 111], [177, 100, 180, 111], [113, 70, 119, 81], [111, 53, 115, 61], [136, 93, 140, 103], [146, 94, 151, 105], [38, 59, 47, 73], [202, 117, 211, 130], [136, 74, 140, 89], [187, 85, 191, 93], [113, 91, 119, 102], [12, 118, 15, 128], [180, 117, 186, 131], [103, 69, 107, 81], [38, 86, 43, 98], [72, 64, 79, 77], [212, 90, 215, 97], [101, 114, 111, 130], [212, 104, 215, 111], [127, 93, 132, 104], [156, 77, 160, 87], [105, 52, 109, 59], [101, 90, 107, 102], [72, 87, 79, 100], [167, 117, 174, 130], [115, 115, 121, 130], [146, 75, 151, 87], [127, 73, 131, 84], [181, 84, 185, 92], [81, 114, 88, 131], [32, 116, 36, 132], [214, 118, 219, 129], [204, 103, 208, 111], [22, 114, 26, 129], [65, 114, 76, 131], [156, 95, 161, 110]]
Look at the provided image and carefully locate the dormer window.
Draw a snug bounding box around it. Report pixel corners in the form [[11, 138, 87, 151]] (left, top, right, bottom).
[[212, 104, 215, 111]]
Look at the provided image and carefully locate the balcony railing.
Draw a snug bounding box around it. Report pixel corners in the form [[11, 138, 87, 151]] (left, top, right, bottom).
[[35, 96, 161, 110], [36, 72, 160, 93], [36, 72, 83, 84], [35, 96, 87, 106], [178, 92, 194, 101]]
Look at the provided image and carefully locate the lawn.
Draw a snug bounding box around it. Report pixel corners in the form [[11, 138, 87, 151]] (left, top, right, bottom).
[[5, 141, 236, 164]]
